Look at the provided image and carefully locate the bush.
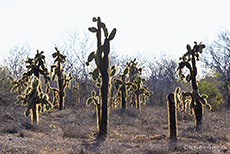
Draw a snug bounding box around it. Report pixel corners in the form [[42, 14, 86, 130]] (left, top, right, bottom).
[[0, 67, 12, 92]]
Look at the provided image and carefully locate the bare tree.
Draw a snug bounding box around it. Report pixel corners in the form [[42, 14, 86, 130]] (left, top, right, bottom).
[[4, 43, 30, 80], [51, 30, 96, 104], [53, 30, 94, 79], [202, 30, 230, 107], [146, 55, 178, 105]]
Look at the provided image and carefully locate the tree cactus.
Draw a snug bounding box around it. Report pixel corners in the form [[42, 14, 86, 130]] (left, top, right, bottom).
[[10, 50, 51, 124], [177, 42, 211, 130], [51, 47, 72, 110], [113, 67, 132, 111], [15, 77, 52, 124], [126, 58, 142, 106], [86, 17, 116, 137], [131, 76, 153, 110]]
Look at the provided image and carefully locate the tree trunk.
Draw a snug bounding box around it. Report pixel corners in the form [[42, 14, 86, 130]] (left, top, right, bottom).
[[96, 103, 101, 132], [193, 99, 203, 130], [31, 103, 38, 124], [99, 55, 110, 137], [191, 53, 202, 130], [136, 94, 140, 110], [121, 87, 126, 110], [58, 61, 65, 110], [227, 85, 230, 107], [167, 93, 177, 141], [59, 90, 64, 110]]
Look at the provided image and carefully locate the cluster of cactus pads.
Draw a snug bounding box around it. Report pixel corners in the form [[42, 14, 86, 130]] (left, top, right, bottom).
[[10, 48, 72, 124]]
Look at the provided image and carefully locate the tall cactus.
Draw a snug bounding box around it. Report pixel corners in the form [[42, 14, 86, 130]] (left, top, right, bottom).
[[51, 47, 72, 110], [126, 58, 142, 106], [113, 67, 132, 111], [177, 42, 211, 130], [131, 76, 153, 110], [15, 77, 52, 124], [10, 50, 51, 124], [86, 17, 116, 137]]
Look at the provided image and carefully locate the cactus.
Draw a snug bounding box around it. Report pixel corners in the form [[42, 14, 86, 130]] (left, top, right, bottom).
[[15, 77, 52, 124], [177, 42, 211, 130], [10, 75, 30, 95], [86, 90, 101, 131], [126, 58, 142, 81], [10, 50, 51, 124], [167, 93, 177, 141], [86, 17, 116, 137], [51, 47, 72, 110], [131, 76, 153, 110], [113, 67, 132, 111], [126, 58, 142, 106]]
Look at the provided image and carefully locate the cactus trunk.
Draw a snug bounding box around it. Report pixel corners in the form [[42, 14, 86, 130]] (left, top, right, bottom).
[[99, 55, 110, 137], [191, 54, 203, 130], [121, 86, 126, 110], [227, 86, 230, 107], [193, 99, 203, 130], [58, 77, 64, 110], [31, 103, 38, 124], [167, 93, 177, 141], [96, 103, 101, 132], [136, 93, 140, 110]]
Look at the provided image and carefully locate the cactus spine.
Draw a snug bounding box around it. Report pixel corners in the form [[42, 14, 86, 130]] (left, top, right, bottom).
[[167, 93, 177, 141], [51, 47, 72, 110], [86, 17, 116, 137], [177, 42, 211, 130]]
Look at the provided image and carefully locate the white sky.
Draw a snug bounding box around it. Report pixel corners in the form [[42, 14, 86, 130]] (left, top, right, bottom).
[[0, 0, 230, 59]]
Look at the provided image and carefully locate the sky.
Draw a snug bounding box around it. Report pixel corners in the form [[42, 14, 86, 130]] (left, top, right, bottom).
[[0, 0, 230, 60]]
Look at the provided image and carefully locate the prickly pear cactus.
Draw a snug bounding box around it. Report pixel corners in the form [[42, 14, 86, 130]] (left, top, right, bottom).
[[51, 47, 72, 110], [176, 42, 211, 130], [10, 50, 51, 124], [86, 17, 116, 137], [131, 76, 153, 110], [113, 67, 132, 111], [86, 90, 101, 131], [126, 58, 142, 106], [15, 77, 52, 124]]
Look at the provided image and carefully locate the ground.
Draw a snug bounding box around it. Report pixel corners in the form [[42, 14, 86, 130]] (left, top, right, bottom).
[[0, 95, 230, 154]]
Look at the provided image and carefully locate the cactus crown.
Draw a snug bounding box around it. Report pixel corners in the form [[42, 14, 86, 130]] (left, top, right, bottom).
[[177, 42, 205, 81]]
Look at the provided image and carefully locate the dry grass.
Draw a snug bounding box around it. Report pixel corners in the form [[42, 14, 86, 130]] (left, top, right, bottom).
[[0, 96, 230, 154]]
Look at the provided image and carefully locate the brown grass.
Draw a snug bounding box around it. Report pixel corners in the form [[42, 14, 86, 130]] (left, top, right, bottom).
[[0, 98, 230, 154]]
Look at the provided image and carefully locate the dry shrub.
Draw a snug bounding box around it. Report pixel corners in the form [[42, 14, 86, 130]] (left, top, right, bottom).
[[62, 124, 91, 139]]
